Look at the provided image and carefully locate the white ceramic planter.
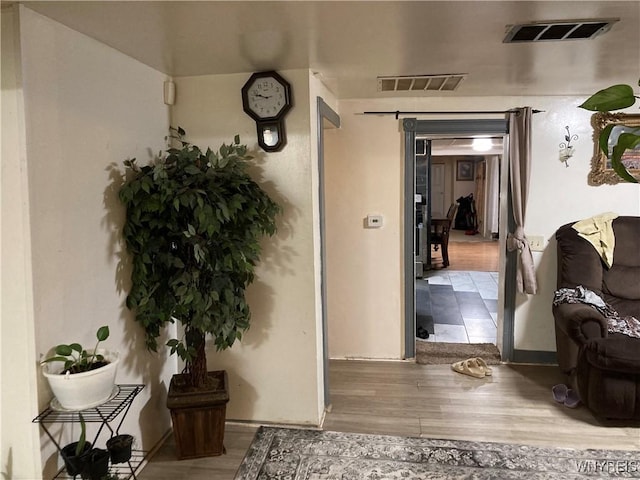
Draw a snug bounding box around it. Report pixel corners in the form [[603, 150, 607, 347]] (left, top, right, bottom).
[[42, 349, 119, 410]]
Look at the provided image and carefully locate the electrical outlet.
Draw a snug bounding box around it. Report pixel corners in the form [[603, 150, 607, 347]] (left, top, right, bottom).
[[528, 235, 545, 252]]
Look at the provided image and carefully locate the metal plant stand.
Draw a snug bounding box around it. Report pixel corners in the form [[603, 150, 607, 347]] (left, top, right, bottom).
[[33, 384, 146, 479]]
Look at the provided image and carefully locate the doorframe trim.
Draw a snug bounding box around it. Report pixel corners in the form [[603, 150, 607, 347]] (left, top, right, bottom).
[[317, 96, 340, 409], [402, 118, 510, 360], [403, 121, 416, 358]]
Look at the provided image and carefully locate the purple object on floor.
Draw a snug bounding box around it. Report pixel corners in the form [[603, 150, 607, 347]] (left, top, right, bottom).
[[552, 383, 581, 408], [564, 389, 581, 408], [552, 384, 568, 403]]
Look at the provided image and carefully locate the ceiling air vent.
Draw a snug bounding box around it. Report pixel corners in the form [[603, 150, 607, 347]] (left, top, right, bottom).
[[504, 18, 618, 42], [377, 74, 467, 92]]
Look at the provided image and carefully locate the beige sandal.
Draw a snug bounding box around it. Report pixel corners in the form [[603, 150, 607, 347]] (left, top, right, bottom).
[[451, 358, 486, 378], [474, 357, 493, 376]]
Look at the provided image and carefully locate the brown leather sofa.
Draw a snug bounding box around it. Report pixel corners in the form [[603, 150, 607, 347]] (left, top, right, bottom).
[[553, 216, 640, 420]]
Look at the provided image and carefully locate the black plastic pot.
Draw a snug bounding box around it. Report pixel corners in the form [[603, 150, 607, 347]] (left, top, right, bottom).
[[106, 434, 134, 464], [80, 448, 110, 480], [60, 441, 92, 476]]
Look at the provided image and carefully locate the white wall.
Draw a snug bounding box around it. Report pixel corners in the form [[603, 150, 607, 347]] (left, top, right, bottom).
[[17, 7, 175, 477], [324, 96, 640, 359], [171, 69, 324, 425], [323, 104, 405, 359], [1, 6, 42, 478]]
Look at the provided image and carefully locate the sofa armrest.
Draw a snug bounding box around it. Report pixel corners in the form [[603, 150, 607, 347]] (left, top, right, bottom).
[[553, 303, 608, 344]]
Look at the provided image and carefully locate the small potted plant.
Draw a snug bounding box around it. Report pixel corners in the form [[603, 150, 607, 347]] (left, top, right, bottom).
[[41, 326, 119, 410], [80, 447, 110, 480], [60, 414, 92, 476], [106, 433, 134, 464]]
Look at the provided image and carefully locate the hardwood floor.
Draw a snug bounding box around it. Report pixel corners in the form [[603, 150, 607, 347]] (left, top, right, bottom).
[[137, 423, 258, 480], [430, 241, 499, 272], [137, 360, 640, 479], [429, 229, 499, 272], [325, 361, 639, 448]]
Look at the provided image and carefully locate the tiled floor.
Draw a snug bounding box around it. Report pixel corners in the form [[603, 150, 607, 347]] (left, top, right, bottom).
[[416, 270, 498, 344]]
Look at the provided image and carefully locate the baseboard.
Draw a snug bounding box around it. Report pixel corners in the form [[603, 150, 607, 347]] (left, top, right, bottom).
[[511, 349, 558, 365]]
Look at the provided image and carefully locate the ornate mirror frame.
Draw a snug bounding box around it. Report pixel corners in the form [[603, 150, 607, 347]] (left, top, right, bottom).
[[590, 112, 640, 185]]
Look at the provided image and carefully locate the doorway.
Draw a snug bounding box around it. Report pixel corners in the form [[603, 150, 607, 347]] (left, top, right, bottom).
[[402, 118, 512, 360], [417, 147, 502, 344]]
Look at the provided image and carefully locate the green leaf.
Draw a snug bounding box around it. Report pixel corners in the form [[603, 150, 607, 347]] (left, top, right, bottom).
[[41, 356, 70, 364], [55, 345, 73, 356], [173, 257, 185, 268], [598, 124, 615, 156], [579, 84, 636, 111], [76, 413, 86, 456], [175, 285, 187, 296], [194, 244, 204, 263], [126, 295, 137, 309], [96, 326, 110, 341], [610, 132, 640, 183]]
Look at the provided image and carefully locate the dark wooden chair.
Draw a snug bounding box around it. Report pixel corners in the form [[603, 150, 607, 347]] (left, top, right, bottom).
[[430, 204, 457, 267]]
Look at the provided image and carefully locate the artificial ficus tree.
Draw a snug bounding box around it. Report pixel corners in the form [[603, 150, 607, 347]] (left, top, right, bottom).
[[119, 128, 280, 387]]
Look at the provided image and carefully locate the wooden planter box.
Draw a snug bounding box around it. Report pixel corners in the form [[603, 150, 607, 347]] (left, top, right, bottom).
[[166, 370, 229, 460]]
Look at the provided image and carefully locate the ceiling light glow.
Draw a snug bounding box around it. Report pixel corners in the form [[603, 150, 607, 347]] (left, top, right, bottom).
[[472, 138, 493, 152]]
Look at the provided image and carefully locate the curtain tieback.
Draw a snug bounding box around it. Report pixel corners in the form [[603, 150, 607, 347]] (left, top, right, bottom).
[[507, 227, 527, 252]]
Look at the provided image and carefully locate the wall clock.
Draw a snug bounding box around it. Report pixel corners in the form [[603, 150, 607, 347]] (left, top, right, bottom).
[[241, 71, 292, 152]]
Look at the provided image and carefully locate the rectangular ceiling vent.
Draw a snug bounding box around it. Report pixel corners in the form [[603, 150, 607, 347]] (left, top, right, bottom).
[[504, 18, 618, 43], [377, 74, 467, 93]]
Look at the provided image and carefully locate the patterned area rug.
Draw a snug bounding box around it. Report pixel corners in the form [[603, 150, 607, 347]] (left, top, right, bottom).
[[235, 427, 640, 479], [415, 341, 501, 365]]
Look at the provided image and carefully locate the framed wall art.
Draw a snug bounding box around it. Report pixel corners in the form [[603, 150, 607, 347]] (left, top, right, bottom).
[[456, 160, 474, 181], [590, 112, 640, 185]]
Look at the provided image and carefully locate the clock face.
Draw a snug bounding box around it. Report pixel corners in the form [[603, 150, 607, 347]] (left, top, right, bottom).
[[242, 72, 292, 121]]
